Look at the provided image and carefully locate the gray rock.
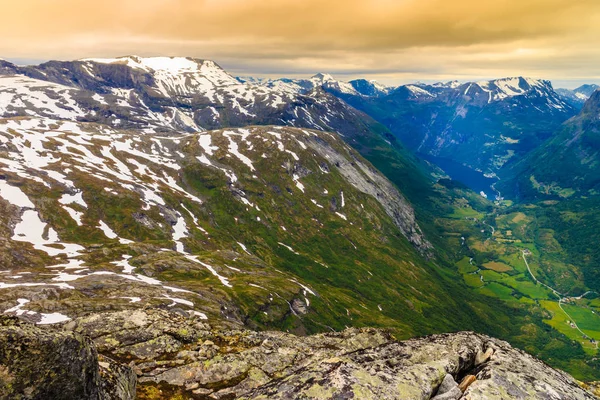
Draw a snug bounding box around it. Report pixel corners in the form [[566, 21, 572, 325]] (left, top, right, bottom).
[[0, 316, 133, 400], [4, 310, 596, 400], [475, 347, 495, 366], [436, 374, 459, 396], [66, 311, 598, 399], [432, 386, 462, 400]]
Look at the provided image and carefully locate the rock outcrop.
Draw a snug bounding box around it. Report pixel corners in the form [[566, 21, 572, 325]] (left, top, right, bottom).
[[20, 309, 592, 400], [0, 316, 135, 400]]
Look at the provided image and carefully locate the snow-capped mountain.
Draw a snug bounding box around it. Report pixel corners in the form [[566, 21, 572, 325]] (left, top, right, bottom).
[[347, 79, 391, 97], [501, 89, 600, 199], [397, 77, 569, 108], [0, 56, 438, 336], [462, 77, 563, 104], [431, 80, 462, 89], [329, 76, 577, 173], [0, 56, 304, 133], [257, 73, 391, 98], [0, 57, 401, 148], [557, 84, 600, 108]]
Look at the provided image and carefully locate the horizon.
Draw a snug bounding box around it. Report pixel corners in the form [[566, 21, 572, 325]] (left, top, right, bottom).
[[3, 56, 597, 90]]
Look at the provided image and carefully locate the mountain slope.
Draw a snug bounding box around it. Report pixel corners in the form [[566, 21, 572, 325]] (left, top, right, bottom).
[[2, 116, 503, 340], [557, 84, 600, 108], [326, 77, 577, 175], [501, 89, 600, 199], [0, 56, 437, 238], [494, 90, 600, 292]]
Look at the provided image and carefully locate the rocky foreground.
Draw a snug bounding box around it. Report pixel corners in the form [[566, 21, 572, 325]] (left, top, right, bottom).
[[0, 309, 596, 400]]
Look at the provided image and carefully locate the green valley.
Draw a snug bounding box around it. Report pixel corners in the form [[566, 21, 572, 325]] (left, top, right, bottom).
[[431, 182, 600, 380]]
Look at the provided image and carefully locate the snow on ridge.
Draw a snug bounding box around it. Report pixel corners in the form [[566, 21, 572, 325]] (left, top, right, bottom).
[[98, 220, 118, 239], [472, 77, 552, 102], [0, 116, 203, 227], [172, 214, 189, 253], [405, 85, 434, 98], [311, 73, 335, 83], [59, 191, 87, 208], [186, 256, 232, 288], [83, 56, 200, 73], [0, 75, 85, 120], [223, 130, 255, 171], [0, 178, 85, 258]]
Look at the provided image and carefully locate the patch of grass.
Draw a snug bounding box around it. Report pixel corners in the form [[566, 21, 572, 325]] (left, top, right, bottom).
[[456, 256, 478, 274], [464, 273, 485, 288], [540, 301, 599, 355], [562, 304, 600, 339], [482, 261, 512, 272], [477, 282, 516, 301], [448, 206, 484, 220]]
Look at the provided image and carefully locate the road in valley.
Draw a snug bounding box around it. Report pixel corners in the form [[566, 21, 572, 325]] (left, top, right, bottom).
[[522, 250, 597, 346]]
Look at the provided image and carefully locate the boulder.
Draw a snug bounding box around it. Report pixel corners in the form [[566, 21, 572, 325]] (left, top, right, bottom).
[[0, 316, 133, 400]]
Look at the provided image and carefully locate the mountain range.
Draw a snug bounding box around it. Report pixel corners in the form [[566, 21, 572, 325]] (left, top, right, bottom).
[[1, 56, 600, 398], [556, 84, 600, 108]]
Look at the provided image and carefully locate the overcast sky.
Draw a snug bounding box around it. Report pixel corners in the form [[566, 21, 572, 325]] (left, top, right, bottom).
[[3, 0, 600, 88]]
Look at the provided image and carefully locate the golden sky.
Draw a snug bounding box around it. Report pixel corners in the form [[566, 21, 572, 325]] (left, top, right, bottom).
[[2, 0, 600, 86]]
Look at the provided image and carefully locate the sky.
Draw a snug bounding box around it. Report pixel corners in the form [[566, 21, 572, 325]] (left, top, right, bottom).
[[2, 0, 600, 88]]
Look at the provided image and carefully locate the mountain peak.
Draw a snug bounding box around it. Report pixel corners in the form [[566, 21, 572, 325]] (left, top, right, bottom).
[[348, 79, 390, 97], [431, 80, 461, 89], [466, 77, 555, 103], [479, 76, 549, 90], [82, 56, 222, 74], [368, 79, 388, 90], [311, 72, 335, 82], [574, 84, 600, 97]]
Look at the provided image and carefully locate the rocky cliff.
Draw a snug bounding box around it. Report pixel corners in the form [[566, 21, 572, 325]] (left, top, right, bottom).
[[0, 310, 596, 399]]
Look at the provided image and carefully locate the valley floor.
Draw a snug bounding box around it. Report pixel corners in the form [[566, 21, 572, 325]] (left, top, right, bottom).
[[442, 192, 600, 379]]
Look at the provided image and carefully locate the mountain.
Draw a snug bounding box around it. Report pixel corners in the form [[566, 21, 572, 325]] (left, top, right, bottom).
[[0, 56, 311, 132], [323, 77, 577, 176], [0, 57, 442, 238], [250, 74, 576, 184], [348, 78, 391, 97], [0, 57, 384, 135], [257, 74, 392, 98], [1, 115, 470, 337], [502, 89, 600, 199], [576, 84, 600, 98], [557, 84, 600, 108]]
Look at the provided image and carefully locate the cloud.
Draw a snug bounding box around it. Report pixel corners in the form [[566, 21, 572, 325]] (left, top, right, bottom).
[[2, 0, 600, 84]]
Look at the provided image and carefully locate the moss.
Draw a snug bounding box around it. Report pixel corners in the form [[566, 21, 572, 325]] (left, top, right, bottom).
[[303, 383, 337, 398]]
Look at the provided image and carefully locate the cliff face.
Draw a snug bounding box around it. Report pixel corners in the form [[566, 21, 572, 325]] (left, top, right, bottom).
[[0, 310, 595, 400]]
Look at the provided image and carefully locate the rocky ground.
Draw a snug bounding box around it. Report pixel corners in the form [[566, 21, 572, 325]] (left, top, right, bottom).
[[0, 309, 596, 399]]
